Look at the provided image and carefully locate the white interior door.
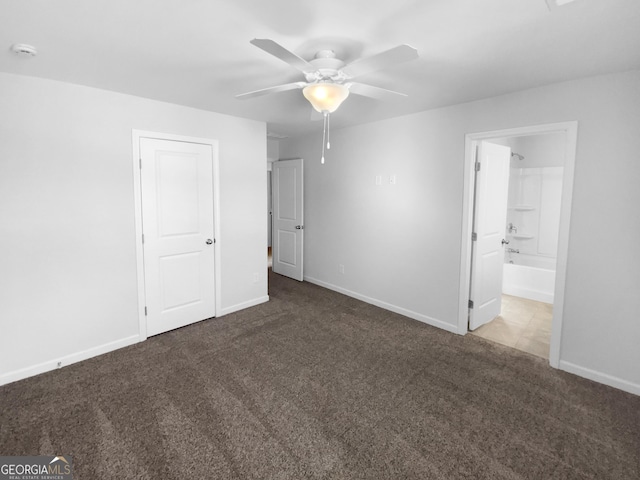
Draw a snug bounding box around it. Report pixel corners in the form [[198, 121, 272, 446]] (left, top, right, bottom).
[[469, 141, 511, 330], [272, 159, 304, 281], [140, 138, 216, 336]]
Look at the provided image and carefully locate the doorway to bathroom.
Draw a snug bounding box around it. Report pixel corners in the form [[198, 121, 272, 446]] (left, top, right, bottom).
[[459, 122, 578, 368]]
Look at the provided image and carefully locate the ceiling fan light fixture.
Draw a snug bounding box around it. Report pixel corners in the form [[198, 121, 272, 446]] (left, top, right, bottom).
[[241, 39, 419, 165], [303, 82, 349, 113]]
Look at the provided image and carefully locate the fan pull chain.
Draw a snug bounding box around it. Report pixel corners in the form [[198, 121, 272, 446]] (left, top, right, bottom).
[[327, 113, 331, 150], [321, 112, 328, 164]]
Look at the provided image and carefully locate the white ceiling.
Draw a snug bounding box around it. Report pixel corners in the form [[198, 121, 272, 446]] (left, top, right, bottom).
[[1, 0, 639, 138]]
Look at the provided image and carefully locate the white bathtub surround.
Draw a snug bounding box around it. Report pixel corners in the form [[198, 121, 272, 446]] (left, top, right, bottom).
[[505, 253, 556, 270], [503, 259, 556, 304], [503, 165, 563, 304], [506, 166, 564, 260]]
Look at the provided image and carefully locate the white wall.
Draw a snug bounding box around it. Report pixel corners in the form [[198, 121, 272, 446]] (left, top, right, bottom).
[[267, 138, 280, 163], [511, 133, 566, 168], [280, 69, 640, 394], [0, 73, 268, 384], [493, 133, 566, 168]]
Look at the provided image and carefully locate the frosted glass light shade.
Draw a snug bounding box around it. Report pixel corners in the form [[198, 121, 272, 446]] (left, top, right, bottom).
[[303, 83, 349, 113]]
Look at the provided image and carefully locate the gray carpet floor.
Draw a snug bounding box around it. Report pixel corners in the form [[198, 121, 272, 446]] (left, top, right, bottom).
[[1, 270, 639, 479]]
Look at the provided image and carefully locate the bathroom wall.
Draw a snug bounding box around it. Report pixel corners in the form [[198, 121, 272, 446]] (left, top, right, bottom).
[[495, 133, 565, 264], [509, 133, 565, 168], [505, 133, 565, 265]]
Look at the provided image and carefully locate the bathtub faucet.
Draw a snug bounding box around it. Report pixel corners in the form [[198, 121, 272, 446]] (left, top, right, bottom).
[[507, 248, 520, 254]]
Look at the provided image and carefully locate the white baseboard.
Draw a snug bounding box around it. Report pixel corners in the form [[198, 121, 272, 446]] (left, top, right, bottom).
[[559, 360, 640, 396], [219, 295, 269, 317], [0, 334, 141, 387], [304, 276, 459, 334]]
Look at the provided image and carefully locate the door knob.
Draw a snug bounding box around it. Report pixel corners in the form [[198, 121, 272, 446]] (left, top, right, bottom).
[[295, 225, 304, 230], [206, 239, 213, 245], [501, 239, 509, 245]]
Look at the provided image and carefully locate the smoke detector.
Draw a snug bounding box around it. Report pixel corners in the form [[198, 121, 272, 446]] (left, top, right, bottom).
[[11, 44, 38, 57]]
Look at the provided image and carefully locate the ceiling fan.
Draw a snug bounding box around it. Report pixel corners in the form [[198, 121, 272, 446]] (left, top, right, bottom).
[[236, 38, 419, 163], [237, 38, 418, 110]]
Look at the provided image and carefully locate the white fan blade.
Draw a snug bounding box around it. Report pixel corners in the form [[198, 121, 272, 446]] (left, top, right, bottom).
[[347, 82, 408, 100], [250, 38, 316, 73], [236, 82, 306, 99], [341, 44, 418, 79]]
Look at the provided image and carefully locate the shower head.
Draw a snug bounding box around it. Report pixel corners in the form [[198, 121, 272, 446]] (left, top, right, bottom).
[[511, 152, 525, 161]]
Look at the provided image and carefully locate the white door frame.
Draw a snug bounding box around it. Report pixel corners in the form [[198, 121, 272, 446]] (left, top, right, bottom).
[[458, 122, 578, 368], [132, 130, 222, 341]]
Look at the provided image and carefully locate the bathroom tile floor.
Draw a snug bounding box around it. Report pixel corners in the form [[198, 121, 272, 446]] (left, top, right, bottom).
[[470, 294, 553, 359]]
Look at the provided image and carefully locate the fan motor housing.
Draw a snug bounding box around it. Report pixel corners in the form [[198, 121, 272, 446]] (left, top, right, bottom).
[[307, 50, 346, 82]]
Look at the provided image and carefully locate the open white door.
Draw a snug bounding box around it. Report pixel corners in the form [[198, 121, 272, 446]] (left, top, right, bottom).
[[272, 159, 304, 281], [469, 141, 511, 330], [140, 138, 216, 336]]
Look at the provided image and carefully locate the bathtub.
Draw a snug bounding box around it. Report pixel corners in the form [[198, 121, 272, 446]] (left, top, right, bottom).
[[503, 254, 555, 304]]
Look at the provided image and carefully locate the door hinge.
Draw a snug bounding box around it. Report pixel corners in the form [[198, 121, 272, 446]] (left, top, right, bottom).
[[472, 232, 477, 241], [144, 306, 148, 316], [475, 161, 481, 172], [468, 300, 474, 309], [142, 233, 145, 244], [139, 158, 142, 169]]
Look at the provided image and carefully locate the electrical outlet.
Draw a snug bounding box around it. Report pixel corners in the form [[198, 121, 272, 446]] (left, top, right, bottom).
[[339, 264, 345, 274], [253, 273, 259, 283], [390, 175, 396, 185]]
